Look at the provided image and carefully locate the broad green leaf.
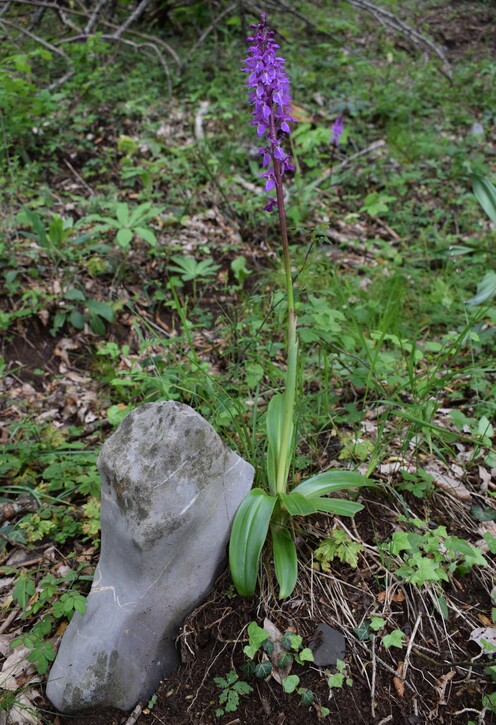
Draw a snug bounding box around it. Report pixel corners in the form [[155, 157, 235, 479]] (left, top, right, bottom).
[[13, 53, 31, 73], [86, 299, 115, 322], [64, 288, 86, 302], [69, 309, 85, 329], [129, 202, 152, 225], [282, 674, 299, 693], [301, 689, 314, 705], [48, 216, 65, 246], [229, 489, 276, 597], [13, 575, 35, 609], [369, 616, 386, 632], [254, 661, 272, 678], [22, 208, 47, 246], [244, 621, 269, 658], [279, 491, 318, 516], [471, 504, 496, 522], [467, 271, 496, 306], [313, 498, 364, 517], [115, 203, 130, 226], [135, 227, 157, 246], [271, 524, 298, 599], [117, 227, 133, 248], [472, 175, 496, 224], [382, 630, 406, 650], [298, 648, 314, 662], [292, 470, 371, 499]]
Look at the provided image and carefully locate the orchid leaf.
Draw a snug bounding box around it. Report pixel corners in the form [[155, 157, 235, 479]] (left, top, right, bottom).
[[472, 175, 496, 224], [279, 491, 318, 516], [292, 470, 372, 499], [466, 270, 496, 306], [266, 393, 294, 495], [229, 488, 276, 596], [313, 498, 364, 517], [271, 523, 298, 599]]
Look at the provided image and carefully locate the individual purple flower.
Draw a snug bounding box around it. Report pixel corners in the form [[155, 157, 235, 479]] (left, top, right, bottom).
[[331, 115, 345, 147], [243, 13, 295, 210]]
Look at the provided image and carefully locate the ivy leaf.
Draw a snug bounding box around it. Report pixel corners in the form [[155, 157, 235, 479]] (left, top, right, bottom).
[[282, 674, 299, 693], [382, 630, 406, 649]]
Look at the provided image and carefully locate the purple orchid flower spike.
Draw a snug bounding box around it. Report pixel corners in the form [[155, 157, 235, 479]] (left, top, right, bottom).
[[331, 115, 345, 147], [243, 13, 295, 210]]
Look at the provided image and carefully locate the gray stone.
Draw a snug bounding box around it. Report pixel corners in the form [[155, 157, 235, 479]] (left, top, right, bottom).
[[309, 623, 346, 666], [46, 401, 254, 713]]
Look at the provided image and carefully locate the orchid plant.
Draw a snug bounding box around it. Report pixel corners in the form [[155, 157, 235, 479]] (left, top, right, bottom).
[[229, 15, 371, 599]]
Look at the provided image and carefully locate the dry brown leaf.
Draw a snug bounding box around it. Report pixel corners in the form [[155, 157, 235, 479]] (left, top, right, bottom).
[[393, 661, 404, 698], [478, 614, 493, 627], [377, 590, 406, 603], [263, 618, 292, 684], [479, 466, 493, 491], [424, 465, 472, 502], [434, 670, 455, 705], [54, 338, 79, 367]]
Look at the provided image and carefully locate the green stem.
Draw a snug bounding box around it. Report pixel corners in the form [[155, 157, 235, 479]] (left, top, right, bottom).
[[275, 314, 298, 494], [273, 156, 294, 315], [272, 154, 298, 495]]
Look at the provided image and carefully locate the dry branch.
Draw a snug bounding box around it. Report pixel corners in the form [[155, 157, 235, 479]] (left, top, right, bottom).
[[344, 0, 452, 78]]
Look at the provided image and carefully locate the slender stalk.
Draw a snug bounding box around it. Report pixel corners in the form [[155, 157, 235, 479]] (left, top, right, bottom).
[[272, 156, 298, 495], [273, 146, 294, 315]]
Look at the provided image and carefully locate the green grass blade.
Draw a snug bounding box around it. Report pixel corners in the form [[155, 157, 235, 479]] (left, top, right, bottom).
[[271, 523, 298, 599], [229, 488, 276, 597], [292, 470, 372, 498]]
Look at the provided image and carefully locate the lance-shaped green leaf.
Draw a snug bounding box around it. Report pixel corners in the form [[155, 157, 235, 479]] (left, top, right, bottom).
[[466, 270, 496, 306], [279, 491, 318, 516], [472, 175, 496, 224], [229, 488, 276, 596], [292, 470, 372, 499], [312, 498, 364, 517], [271, 523, 298, 599]]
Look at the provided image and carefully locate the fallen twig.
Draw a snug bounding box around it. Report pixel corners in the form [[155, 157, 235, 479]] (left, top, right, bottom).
[[344, 0, 452, 79], [307, 140, 387, 192]]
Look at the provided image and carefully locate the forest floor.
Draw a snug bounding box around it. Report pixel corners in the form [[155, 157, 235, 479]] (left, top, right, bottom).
[[1, 1, 496, 724]]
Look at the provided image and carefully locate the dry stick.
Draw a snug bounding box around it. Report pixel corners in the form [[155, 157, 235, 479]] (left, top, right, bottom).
[[111, 0, 152, 40], [307, 140, 386, 192], [245, 0, 334, 37], [27, 3, 45, 30], [401, 611, 422, 680], [2, 0, 87, 29], [186, 1, 242, 60], [123, 703, 143, 725], [4, 0, 181, 70], [370, 635, 377, 719], [344, 0, 452, 79], [63, 158, 96, 197], [47, 69, 75, 91], [0, 16, 69, 58], [84, 0, 107, 34], [0, 607, 19, 635]]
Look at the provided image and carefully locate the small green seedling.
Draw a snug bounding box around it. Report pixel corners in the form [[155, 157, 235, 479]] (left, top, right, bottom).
[[327, 659, 352, 689], [213, 671, 252, 718], [242, 621, 315, 706]]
